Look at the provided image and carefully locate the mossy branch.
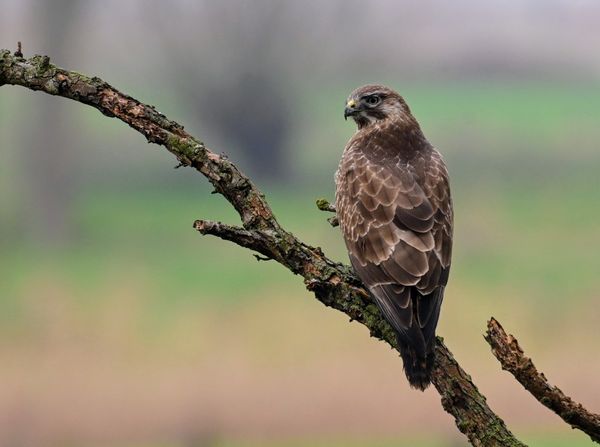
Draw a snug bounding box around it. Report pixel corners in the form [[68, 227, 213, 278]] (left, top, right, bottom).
[[9, 46, 596, 447], [486, 318, 600, 443]]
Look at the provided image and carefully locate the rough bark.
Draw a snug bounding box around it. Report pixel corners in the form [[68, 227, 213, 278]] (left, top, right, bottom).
[[2, 48, 595, 446], [486, 318, 600, 443]]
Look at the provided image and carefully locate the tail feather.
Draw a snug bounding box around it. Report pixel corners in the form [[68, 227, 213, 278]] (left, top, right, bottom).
[[397, 335, 435, 391]]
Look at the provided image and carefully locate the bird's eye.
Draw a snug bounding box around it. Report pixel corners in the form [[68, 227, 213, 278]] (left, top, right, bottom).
[[364, 95, 381, 106]]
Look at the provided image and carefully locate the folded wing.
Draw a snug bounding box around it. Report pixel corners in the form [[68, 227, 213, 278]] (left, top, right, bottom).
[[336, 147, 453, 354]]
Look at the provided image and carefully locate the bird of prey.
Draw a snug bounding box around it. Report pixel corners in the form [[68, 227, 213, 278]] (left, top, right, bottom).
[[335, 85, 453, 390]]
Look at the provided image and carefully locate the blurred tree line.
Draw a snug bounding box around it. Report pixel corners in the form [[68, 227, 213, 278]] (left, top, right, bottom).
[[2, 0, 599, 247]]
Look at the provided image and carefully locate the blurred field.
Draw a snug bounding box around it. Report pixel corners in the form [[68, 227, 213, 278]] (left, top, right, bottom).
[[1, 8, 600, 442]]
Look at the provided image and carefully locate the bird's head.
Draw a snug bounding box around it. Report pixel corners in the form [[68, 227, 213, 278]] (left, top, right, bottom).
[[344, 84, 412, 129]]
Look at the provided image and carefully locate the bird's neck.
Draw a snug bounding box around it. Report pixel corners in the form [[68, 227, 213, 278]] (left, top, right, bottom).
[[360, 115, 424, 139], [352, 116, 428, 159]]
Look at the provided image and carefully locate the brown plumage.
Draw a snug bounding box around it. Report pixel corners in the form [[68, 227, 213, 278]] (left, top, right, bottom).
[[335, 85, 453, 390]]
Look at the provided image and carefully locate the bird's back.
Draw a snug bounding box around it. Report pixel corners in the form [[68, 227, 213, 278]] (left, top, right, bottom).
[[335, 118, 453, 390]]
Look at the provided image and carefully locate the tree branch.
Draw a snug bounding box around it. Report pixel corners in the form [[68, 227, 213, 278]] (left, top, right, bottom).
[[193, 219, 275, 261], [316, 198, 339, 227], [1, 48, 528, 446], [486, 318, 600, 443]]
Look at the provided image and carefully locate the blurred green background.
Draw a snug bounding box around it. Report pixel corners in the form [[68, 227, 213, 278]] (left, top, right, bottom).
[[1, 1, 599, 446]]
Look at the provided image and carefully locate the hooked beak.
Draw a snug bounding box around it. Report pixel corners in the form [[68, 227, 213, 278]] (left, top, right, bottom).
[[344, 98, 359, 120]]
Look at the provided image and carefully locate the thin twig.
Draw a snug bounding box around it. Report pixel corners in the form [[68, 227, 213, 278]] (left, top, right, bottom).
[[193, 219, 274, 261], [316, 198, 336, 212], [316, 198, 339, 227]]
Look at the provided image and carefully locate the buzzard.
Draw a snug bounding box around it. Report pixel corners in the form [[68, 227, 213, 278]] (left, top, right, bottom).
[[335, 85, 453, 390]]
